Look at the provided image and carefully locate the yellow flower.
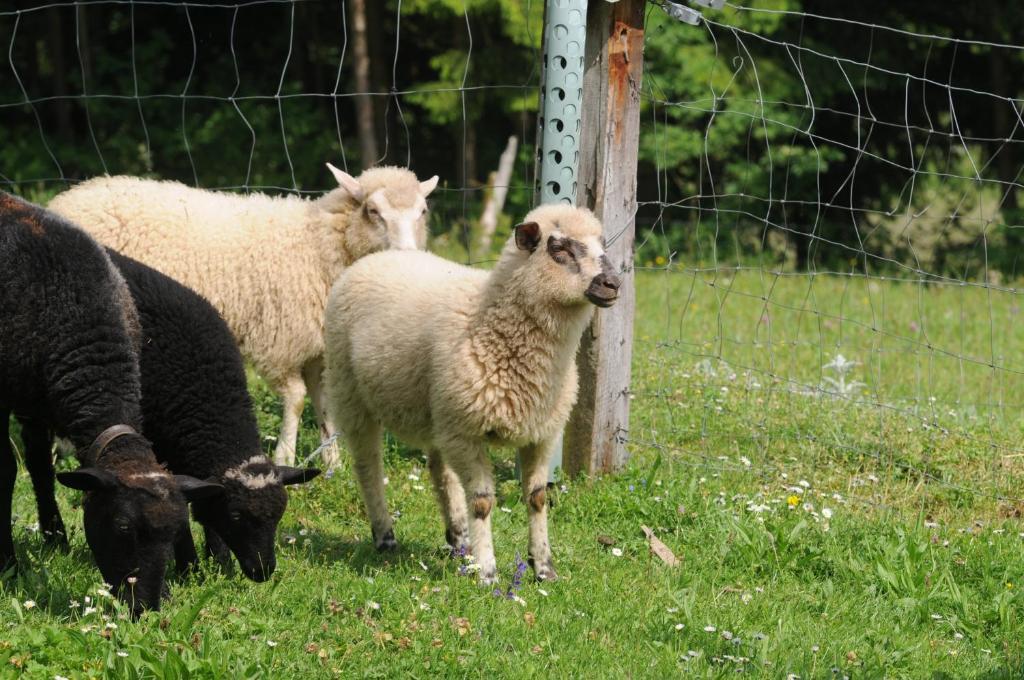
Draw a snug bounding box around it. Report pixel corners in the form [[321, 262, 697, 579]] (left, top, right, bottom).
[[1007, 582, 1014, 590], [786, 495, 800, 508], [655, 255, 667, 266]]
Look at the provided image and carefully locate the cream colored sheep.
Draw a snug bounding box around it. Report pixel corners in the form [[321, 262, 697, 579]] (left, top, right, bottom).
[[323, 204, 621, 584], [49, 164, 438, 466]]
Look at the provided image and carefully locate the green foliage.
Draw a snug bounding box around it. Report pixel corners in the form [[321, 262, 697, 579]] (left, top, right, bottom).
[[5, 1, 1023, 275]]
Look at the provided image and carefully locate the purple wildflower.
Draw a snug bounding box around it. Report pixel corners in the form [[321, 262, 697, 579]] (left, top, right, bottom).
[[453, 544, 470, 575], [511, 553, 528, 591], [492, 554, 529, 600]]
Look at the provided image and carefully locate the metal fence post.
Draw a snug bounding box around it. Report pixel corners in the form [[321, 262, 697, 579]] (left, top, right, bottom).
[[536, 0, 587, 206], [532, 0, 588, 480]]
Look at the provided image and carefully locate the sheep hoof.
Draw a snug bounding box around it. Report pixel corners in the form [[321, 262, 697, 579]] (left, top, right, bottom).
[[373, 528, 398, 552], [0, 555, 17, 576], [445, 528, 470, 557], [529, 556, 559, 582], [42, 529, 69, 551]]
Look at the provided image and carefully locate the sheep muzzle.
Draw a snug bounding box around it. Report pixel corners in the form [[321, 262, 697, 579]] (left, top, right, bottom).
[[585, 274, 620, 308]]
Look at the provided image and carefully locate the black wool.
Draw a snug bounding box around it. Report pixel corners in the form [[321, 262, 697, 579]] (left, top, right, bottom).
[[0, 192, 216, 616], [109, 251, 262, 478], [107, 251, 319, 581]]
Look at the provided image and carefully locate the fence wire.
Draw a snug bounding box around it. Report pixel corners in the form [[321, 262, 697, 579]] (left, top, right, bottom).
[[633, 1, 1024, 519], [0, 0, 542, 261], [4, 1, 1024, 523]]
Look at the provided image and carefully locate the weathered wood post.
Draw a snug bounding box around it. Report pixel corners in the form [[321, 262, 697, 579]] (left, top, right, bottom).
[[564, 0, 645, 476]]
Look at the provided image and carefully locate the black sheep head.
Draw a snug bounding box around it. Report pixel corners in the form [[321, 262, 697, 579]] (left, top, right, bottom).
[[190, 456, 320, 581], [57, 467, 222, 617]]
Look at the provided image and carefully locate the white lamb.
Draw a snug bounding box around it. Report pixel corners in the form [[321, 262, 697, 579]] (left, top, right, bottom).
[[323, 204, 621, 583], [48, 164, 438, 466]]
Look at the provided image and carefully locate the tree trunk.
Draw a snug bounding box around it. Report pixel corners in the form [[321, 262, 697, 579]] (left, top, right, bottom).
[[478, 135, 519, 256], [48, 8, 72, 141], [463, 119, 478, 192], [350, 0, 378, 167], [367, 0, 386, 161]]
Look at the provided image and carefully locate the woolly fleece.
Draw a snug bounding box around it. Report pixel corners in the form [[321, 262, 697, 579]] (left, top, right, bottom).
[[108, 250, 320, 580], [0, 192, 193, 614], [324, 204, 619, 584], [49, 166, 436, 464]]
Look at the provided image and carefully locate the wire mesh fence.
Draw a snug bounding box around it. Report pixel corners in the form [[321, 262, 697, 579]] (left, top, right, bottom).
[[0, 0, 543, 262], [633, 2, 1024, 519], [3, 1, 1023, 518]]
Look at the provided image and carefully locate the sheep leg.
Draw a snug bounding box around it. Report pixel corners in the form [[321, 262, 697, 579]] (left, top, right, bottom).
[[519, 440, 558, 581], [273, 374, 307, 466], [302, 357, 341, 469], [347, 423, 396, 551], [426, 449, 469, 554], [19, 419, 68, 549], [173, 525, 199, 577], [204, 527, 234, 571], [0, 413, 15, 572], [447, 444, 497, 585], [301, 356, 332, 439]]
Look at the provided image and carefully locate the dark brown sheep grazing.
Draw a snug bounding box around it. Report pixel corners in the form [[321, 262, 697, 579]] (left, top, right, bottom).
[[0, 192, 219, 617], [106, 251, 320, 581]]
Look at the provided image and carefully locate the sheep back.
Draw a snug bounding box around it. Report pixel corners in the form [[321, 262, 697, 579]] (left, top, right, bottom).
[[325, 250, 576, 450], [106, 250, 262, 478], [0, 192, 143, 443], [49, 177, 338, 386]]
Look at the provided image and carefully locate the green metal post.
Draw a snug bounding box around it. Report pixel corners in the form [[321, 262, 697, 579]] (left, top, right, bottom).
[[536, 0, 587, 206], [534, 0, 588, 479]]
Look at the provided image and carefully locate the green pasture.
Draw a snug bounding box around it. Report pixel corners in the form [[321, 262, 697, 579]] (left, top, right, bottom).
[[1, 269, 1023, 678]]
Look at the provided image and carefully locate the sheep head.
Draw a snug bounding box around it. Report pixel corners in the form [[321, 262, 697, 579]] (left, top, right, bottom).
[[507, 205, 621, 310], [57, 434, 222, 618], [189, 455, 320, 582], [320, 163, 438, 261]]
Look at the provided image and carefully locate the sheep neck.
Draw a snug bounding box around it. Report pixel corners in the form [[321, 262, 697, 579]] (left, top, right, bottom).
[[306, 202, 356, 283], [468, 278, 594, 421]]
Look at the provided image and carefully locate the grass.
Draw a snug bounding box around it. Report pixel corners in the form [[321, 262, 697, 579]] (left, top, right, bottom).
[[2, 268, 1023, 677]]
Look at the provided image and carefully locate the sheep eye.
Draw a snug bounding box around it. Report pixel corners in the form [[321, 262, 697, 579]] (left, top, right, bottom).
[[230, 511, 242, 523], [117, 523, 131, 534], [366, 205, 381, 219]]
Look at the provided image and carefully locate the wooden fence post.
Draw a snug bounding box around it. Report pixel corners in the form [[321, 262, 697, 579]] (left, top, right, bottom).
[[564, 0, 645, 477]]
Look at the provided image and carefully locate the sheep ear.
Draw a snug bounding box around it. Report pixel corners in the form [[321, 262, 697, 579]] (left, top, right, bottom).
[[174, 475, 224, 501], [277, 466, 322, 486], [419, 175, 439, 196], [326, 163, 364, 202], [57, 468, 118, 491], [514, 221, 542, 252]]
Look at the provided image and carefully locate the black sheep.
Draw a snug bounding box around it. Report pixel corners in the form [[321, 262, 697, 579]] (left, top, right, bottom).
[[0, 192, 220, 616], [105, 251, 320, 581]]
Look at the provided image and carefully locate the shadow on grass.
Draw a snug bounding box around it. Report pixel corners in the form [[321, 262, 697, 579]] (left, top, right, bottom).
[[0, 538, 107, 614], [933, 669, 1024, 680], [279, 527, 474, 581]]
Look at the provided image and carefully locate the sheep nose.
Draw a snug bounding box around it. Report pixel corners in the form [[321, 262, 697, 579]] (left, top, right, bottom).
[[246, 555, 276, 581], [601, 274, 621, 291]]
